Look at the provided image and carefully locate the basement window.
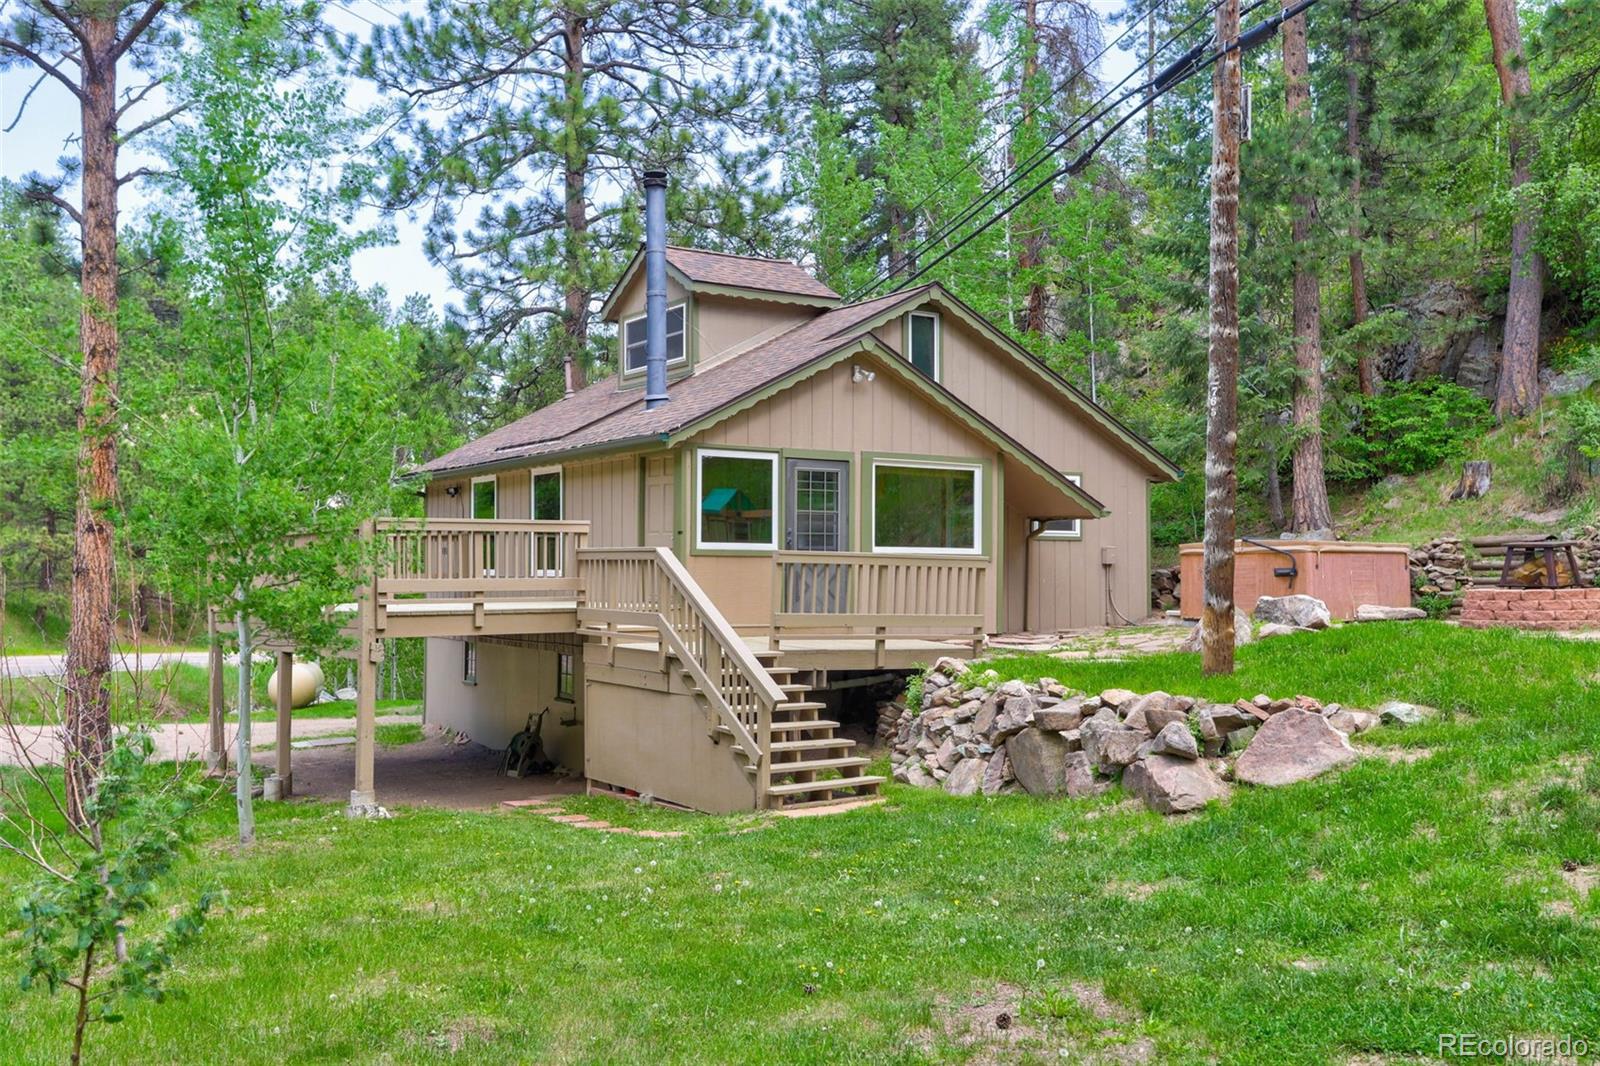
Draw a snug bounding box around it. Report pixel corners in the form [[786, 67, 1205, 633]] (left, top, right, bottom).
[[623, 304, 687, 372], [1031, 474, 1084, 540], [871, 459, 981, 555], [556, 652, 575, 702], [462, 641, 478, 686], [903, 311, 940, 379]]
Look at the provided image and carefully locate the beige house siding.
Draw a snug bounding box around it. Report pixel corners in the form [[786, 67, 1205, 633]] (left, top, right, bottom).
[[564, 456, 639, 547], [424, 637, 584, 766], [424, 476, 469, 519], [686, 358, 999, 631], [693, 294, 818, 368], [877, 308, 1155, 630]]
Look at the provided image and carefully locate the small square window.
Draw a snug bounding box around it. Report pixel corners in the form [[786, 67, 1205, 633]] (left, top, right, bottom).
[[556, 652, 575, 702], [462, 641, 478, 685], [697, 448, 778, 550]]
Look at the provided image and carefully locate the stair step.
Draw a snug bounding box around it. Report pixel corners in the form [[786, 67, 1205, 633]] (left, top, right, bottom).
[[753, 755, 871, 776], [775, 701, 826, 714], [765, 774, 886, 797], [777, 683, 811, 697], [770, 738, 857, 753], [718, 719, 840, 737]]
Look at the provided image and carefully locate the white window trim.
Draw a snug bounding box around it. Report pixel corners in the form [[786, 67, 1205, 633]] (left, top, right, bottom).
[[696, 447, 780, 551], [903, 310, 942, 380], [870, 458, 983, 556], [470, 474, 498, 519], [1033, 474, 1083, 540], [529, 465, 563, 520], [622, 302, 689, 374]]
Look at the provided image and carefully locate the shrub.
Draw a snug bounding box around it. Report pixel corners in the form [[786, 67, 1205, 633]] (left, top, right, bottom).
[[1335, 380, 1495, 479]]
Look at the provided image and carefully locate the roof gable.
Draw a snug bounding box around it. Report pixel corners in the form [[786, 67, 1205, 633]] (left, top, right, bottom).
[[600, 246, 840, 321]]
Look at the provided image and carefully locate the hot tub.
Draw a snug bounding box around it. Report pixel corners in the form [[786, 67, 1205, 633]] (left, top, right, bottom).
[[1177, 540, 1412, 621]]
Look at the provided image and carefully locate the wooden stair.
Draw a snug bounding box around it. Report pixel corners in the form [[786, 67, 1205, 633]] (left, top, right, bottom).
[[718, 650, 883, 809]]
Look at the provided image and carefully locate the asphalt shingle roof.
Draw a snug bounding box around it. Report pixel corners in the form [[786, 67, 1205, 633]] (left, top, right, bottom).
[[421, 286, 922, 475], [665, 247, 839, 301]]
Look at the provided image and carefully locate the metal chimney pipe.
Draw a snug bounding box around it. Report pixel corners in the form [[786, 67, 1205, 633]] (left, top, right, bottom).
[[642, 169, 670, 409]]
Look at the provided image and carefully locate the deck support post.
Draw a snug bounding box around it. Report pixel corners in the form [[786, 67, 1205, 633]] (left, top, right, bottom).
[[205, 606, 226, 774], [265, 649, 293, 799], [350, 521, 379, 814]]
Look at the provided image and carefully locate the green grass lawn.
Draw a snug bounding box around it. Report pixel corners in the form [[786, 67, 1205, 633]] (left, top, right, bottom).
[[4, 624, 1600, 1063], [1, 662, 417, 725]]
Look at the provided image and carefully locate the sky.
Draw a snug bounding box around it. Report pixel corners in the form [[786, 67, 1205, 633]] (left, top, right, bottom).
[[0, 0, 1144, 318]]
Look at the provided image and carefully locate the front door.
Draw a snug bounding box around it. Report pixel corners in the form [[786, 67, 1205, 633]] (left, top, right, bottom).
[[784, 459, 849, 613], [785, 459, 847, 551]]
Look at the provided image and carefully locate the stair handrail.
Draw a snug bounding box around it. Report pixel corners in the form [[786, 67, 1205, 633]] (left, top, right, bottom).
[[577, 547, 784, 801]]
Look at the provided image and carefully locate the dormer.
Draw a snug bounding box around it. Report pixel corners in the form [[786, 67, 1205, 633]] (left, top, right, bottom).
[[599, 246, 839, 385]]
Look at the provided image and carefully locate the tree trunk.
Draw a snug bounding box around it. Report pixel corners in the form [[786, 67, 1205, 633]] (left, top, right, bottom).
[[64, 15, 121, 827], [1484, 0, 1544, 421], [235, 608, 255, 846], [1265, 443, 1286, 532], [560, 9, 589, 391], [1145, 4, 1158, 147], [1018, 0, 1048, 335], [1284, 9, 1334, 535], [1201, 0, 1242, 676], [1450, 460, 1493, 500], [1345, 0, 1376, 396]]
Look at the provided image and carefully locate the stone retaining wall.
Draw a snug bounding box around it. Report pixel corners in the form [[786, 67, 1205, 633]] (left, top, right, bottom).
[[1459, 586, 1600, 630]]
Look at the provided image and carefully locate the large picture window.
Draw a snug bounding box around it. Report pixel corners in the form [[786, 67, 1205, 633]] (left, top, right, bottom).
[[871, 460, 981, 554], [697, 449, 778, 550], [623, 304, 687, 372], [1032, 474, 1083, 540]]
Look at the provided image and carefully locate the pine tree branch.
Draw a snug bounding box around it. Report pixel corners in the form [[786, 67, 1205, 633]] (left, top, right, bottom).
[[111, 0, 167, 64], [0, 37, 85, 102], [21, 186, 84, 226], [118, 100, 189, 143]]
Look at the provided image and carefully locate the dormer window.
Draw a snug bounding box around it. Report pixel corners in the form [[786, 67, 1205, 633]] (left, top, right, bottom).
[[904, 310, 940, 379], [623, 303, 686, 373]]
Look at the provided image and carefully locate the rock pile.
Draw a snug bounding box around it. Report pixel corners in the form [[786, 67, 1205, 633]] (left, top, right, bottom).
[[1150, 566, 1181, 611], [889, 660, 1390, 815], [1410, 535, 1467, 597]]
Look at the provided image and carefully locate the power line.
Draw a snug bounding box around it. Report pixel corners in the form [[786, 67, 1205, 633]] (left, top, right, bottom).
[[846, 0, 1233, 302], [879, 0, 1325, 298]]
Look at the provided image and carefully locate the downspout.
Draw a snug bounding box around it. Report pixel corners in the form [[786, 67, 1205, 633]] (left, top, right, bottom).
[[642, 169, 670, 410]]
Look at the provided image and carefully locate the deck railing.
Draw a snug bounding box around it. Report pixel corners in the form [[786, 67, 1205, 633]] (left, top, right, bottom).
[[373, 517, 589, 598], [771, 551, 987, 657], [578, 546, 784, 804]]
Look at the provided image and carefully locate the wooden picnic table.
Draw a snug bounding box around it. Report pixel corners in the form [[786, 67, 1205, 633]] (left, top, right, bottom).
[[1497, 539, 1584, 589]]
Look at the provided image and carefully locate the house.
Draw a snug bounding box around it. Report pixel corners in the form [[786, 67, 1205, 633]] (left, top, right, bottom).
[[308, 175, 1177, 815]]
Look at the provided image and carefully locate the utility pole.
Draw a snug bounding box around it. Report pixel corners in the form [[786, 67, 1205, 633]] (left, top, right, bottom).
[[1201, 0, 1243, 675]]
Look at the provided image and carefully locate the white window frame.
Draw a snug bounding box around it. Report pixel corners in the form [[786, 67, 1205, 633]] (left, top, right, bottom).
[[622, 302, 688, 373], [695, 447, 780, 552], [462, 640, 478, 686], [470, 474, 498, 519], [1032, 474, 1083, 540], [529, 465, 563, 520], [903, 310, 942, 380], [869, 458, 983, 556]]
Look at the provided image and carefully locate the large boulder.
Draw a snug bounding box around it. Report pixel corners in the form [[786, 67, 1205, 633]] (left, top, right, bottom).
[[1122, 755, 1230, 814], [1063, 750, 1109, 798], [1233, 709, 1357, 787], [1089, 729, 1148, 774], [1149, 720, 1199, 760], [1122, 691, 1177, 734], [1007, 728, 1073, 795], [1033, 697, 1085, 732], [944, 757, 988, 796], [1178, 607, 1255, 652], [1252, 594, 1331, 631], [1354, 604, 1427, 622]]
